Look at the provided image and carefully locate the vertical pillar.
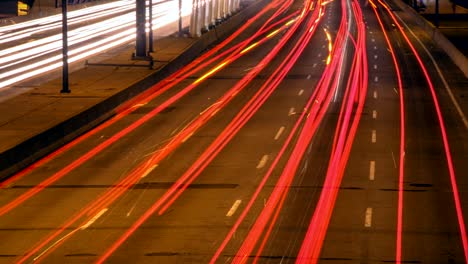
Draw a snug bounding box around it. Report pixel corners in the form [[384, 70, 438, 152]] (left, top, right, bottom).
[[178, 0, 183, 36], [200, 0, 206, 32], [60, 0, 70, 93], [135, 0, 147, 57], [148, 0, 154, 53], [223, 0, 228, 18], [205, 0, 211, 29], [190, 0, 196, 36]]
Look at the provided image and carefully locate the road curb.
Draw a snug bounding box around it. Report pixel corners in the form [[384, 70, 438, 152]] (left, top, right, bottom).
[[0, 0, 268, 180], [391, 0, 468, 78]]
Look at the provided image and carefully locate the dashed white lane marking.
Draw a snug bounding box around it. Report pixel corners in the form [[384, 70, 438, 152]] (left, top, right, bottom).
[[141, 164, 158, 178], [274, 126, 285, 140], [372, 110, 377, 119], [256, 155, 269, 169], [298, 89, 304, 95], [374, 64, 377, 70], [313, 63, 317, 68], [370, 31, 373, 34], [307, 75, 311, 80], [374, 76, 379, 82], [372, 130, 377, 143], [365, 207, 373, 227], [393, 87, 399, 94], [374, 46, 377, 50], [318, 53, 322, 57], [374, 55, 378, 59], [322, 45, 326, 48], [226, 200, 242, 217], [369, 161, 376, 180], [373, 90, 378, 99], [81, 208, 108, 230], [289, 107, 296, 116], [371, 38, 375, 42]]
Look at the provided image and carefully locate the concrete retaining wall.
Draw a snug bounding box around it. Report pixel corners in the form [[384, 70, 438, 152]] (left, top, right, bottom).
[[392, 0, 468, 78]]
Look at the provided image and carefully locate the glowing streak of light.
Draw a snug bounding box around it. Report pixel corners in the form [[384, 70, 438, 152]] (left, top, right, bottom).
[[240, 42, 259, 54], [375, 0, 468, 262], [7, 10, 296, 264], [193, 61, 229, 85], [267, 29, 280, 38], [0, 0, 192, 90]]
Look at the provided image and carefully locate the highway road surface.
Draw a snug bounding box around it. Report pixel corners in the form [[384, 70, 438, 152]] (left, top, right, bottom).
[[0, 0, 467, 262]]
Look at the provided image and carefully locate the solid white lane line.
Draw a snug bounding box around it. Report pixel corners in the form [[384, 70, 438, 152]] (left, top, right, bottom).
[[372, 130, 377, 143], [81, 208, 108, 230], [256, 155, 269, 169], [298, 89, 304, 95], [372, 110, 377, 119], [373, 90, 378, 99], [289, 107, 296, 116], [374, 76, 379, 82], [226, 200, 242, 217], [369, 161, 375, 180], [274, 126, 285, 140], [365, 207, 373, 227]]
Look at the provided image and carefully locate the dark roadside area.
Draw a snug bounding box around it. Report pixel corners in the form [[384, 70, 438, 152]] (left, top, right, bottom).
[[423, 13, 468, 57]]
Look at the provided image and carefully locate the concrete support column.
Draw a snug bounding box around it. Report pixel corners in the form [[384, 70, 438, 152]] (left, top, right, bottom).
[[227, 0, 232, 15], [200, 0, 207, 32], [205, 0, 212, 29], [222, 0, 228, 18], [189, 0, 200, 36], [212, 0, 218, 23], [234, 0, 240, 12]]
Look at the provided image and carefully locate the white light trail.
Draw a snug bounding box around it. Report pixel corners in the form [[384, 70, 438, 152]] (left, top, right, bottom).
[[0, 0, 193, 90]]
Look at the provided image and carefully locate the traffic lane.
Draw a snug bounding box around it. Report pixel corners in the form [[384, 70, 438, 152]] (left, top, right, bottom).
[[250, 1, 355, 259], [42, 17, 333, 262], [0, 8, 310, 262], [0, 78, 244, 262], [380, 9, 466, 262], [39, 76, 326, 262], [396, 50, 465, 263], [317, 2, 402, 262], [391, 1, 468, 243]]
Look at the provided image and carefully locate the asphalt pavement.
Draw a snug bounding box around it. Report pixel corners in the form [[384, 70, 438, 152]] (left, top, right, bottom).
[[0, 0, 467, 262]]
